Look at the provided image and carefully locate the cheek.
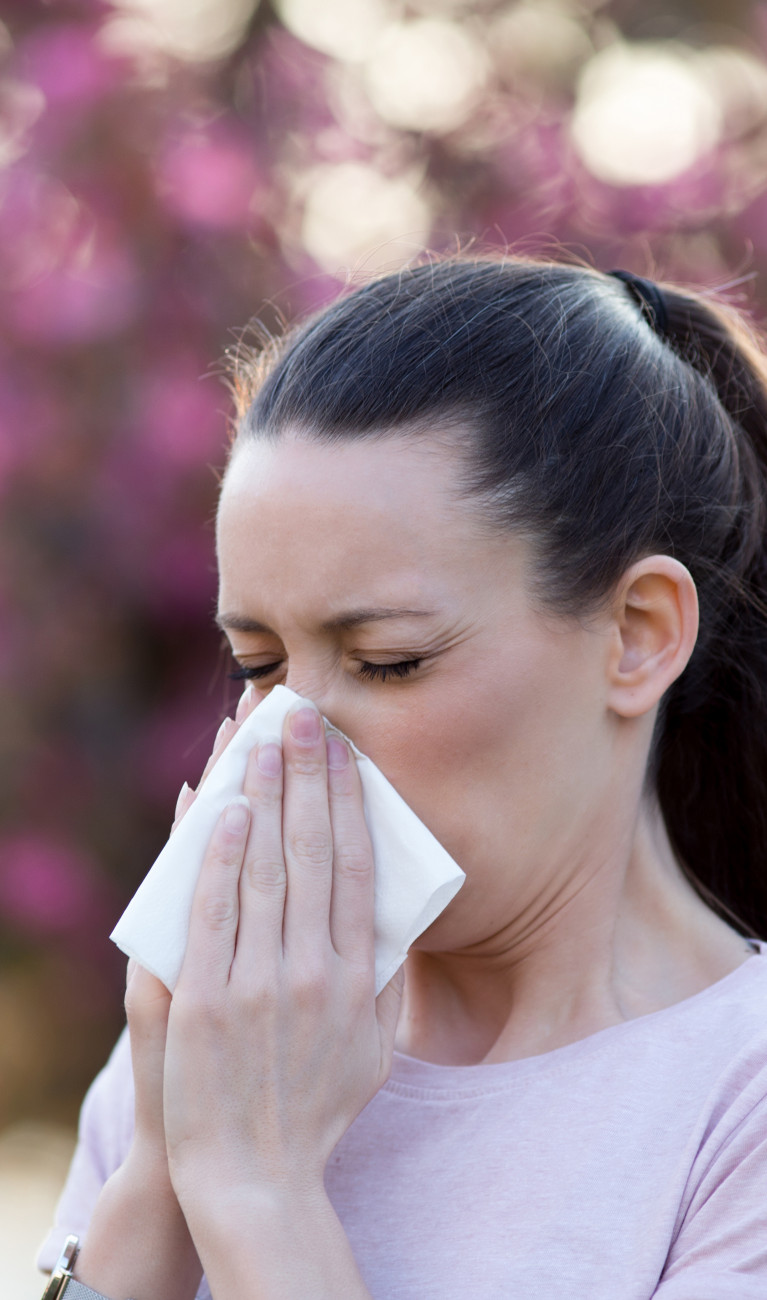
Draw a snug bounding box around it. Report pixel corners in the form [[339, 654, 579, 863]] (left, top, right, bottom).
[[359, 663, 541, 863], [359, 633, 597, 871]]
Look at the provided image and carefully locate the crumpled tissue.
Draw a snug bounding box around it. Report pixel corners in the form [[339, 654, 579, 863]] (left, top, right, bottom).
[[111, 685, 465, 995]]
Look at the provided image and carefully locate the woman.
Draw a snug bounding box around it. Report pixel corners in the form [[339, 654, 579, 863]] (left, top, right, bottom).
[[38, 256, 767, 1299]]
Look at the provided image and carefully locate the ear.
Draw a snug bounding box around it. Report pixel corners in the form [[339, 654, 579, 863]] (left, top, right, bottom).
[[606, 555, 699, 719]]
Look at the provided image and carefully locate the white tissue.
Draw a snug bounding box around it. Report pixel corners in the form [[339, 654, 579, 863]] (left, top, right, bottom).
[[110, 685, 465, 996]]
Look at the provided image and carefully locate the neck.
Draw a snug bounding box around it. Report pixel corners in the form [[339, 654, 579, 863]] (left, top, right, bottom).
[[395, 799, 754, 1066]]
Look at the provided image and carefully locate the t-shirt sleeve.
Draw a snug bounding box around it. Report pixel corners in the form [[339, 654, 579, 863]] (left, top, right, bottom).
[[35, 1026, 136, 1275], [651, 1065, 767, 1300]]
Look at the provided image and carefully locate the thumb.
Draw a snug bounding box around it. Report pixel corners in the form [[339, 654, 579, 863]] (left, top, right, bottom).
[[125, 958, 172, 1039]]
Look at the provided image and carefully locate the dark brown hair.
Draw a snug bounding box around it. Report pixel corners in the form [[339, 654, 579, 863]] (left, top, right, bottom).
[[228, 255, 767, 941]]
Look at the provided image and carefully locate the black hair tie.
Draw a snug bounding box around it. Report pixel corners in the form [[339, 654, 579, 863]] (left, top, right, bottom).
[[607, 269, 669, 336]]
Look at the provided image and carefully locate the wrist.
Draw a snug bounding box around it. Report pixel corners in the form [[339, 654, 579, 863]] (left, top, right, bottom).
[[178, 1175, 327, 1241], [66, 1152, 201, 1300], [176, 1183, 373, 1300], [179, 1175, 330, 1253]]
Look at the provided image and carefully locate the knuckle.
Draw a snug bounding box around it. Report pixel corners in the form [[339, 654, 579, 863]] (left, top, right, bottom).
[[243, 976, 278, 1010], [245, 854, 286, 895], [210, 834, 245, 868], [292, 962, 331, 1008], [199, 892, 238, 931], [287, 827, 333, 866], [287, 750, 323, 778], [328, 760, 357, 793], [334, 842, 372, 878], [251, 783, 282, 811], [175, 987, 223, 1028]]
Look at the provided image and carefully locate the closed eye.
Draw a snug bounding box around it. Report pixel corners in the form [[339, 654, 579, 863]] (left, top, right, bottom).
[[227, 662, 283, 683], [356, 658, 422, 682], [227, 658, 423, 684]]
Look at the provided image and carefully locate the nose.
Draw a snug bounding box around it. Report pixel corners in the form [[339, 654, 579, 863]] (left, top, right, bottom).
[[283, 667, 336, 725], [282, 668, 357, 743]]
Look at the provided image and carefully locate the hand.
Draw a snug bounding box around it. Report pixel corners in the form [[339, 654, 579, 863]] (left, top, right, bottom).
[[160, 695, 405, 1212], [124, 685, 267, 1162], [95, 699, 270, 1300]]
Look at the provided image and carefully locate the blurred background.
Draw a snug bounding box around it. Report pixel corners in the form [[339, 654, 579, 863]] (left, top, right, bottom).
[[3, 0, 767, 1291]]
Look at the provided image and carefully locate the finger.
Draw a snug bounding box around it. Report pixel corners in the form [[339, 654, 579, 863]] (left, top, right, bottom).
[[195, 685, 266, 792], [232, 739, 287, 976], [180, 796, 251, 991], [326, 734, 375, 972], [125, 959, 172, 1024], [175, 781, 193, 820], [197, 716, 238, 789], [281, 700, 334, 959], [171, 781, 195, 835], [234, 681, 260, 724], [170, 681, 265, 838], [123, 960, 172, 1145]]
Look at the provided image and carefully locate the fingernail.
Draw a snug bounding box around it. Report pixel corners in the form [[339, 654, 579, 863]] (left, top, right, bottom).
[[236, 683, 254, 721], [224, 797, 250, 832], [257, 741, 283, 777], [289, 704, 321, 744], [326, 735, 348, 769], [175, 781, 191, 816]]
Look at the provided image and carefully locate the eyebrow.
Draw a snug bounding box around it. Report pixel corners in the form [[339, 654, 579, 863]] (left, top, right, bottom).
[[215, 607, 437, 635]]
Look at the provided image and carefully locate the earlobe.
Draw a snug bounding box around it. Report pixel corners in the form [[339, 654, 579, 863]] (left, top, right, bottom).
[[607, 556, 699, 719]]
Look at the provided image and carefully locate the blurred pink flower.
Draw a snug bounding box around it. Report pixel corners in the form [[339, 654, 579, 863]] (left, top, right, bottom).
[[9, 222, 141, 343], [157, 123, 263, 231], [133, 355, 226, 467], [89, 442, 196, 602], [569, 158, 725, 236], [0, 359, 63, 487], [16, 24, 120, 113], [0, 166, 80, 291], [258, 28, 335, 139], [131, 690, 226, 808], [734, 187, 767, 254], [145, 531, 218, 616], [0, 832, 108, 936]]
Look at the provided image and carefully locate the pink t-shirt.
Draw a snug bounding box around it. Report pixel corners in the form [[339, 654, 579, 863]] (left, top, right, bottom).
[[38, 942, 767, 1299]]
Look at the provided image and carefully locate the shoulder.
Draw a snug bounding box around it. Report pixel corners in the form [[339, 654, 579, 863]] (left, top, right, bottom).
[[662, 949, 767, 1204], [646, 945, 767, 1078]]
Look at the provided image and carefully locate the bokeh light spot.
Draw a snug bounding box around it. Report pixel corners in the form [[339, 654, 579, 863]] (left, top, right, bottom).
[[300, 162, 431, 273], [364, 18, 489, 133], [275, 0, 389, 63], [102, 0, 261, 64], [0, 80, 45, 168], [571, 43, 722, 186]]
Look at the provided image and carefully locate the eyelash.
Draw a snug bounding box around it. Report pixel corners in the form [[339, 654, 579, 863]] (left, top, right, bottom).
[[227, 658, 423, 684]]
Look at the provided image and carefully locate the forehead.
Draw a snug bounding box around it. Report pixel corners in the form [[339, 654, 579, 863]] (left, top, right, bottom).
[[215, 433, 518, 618], [219, 431, 458, 514], [218, 433, 462, 557]]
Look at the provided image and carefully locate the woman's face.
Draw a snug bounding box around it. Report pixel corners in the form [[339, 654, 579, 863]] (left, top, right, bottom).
[[216, 432, 623, 954]]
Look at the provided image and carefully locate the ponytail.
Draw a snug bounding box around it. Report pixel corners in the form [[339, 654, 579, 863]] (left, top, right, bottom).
[[651, 288, 767, 939]]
